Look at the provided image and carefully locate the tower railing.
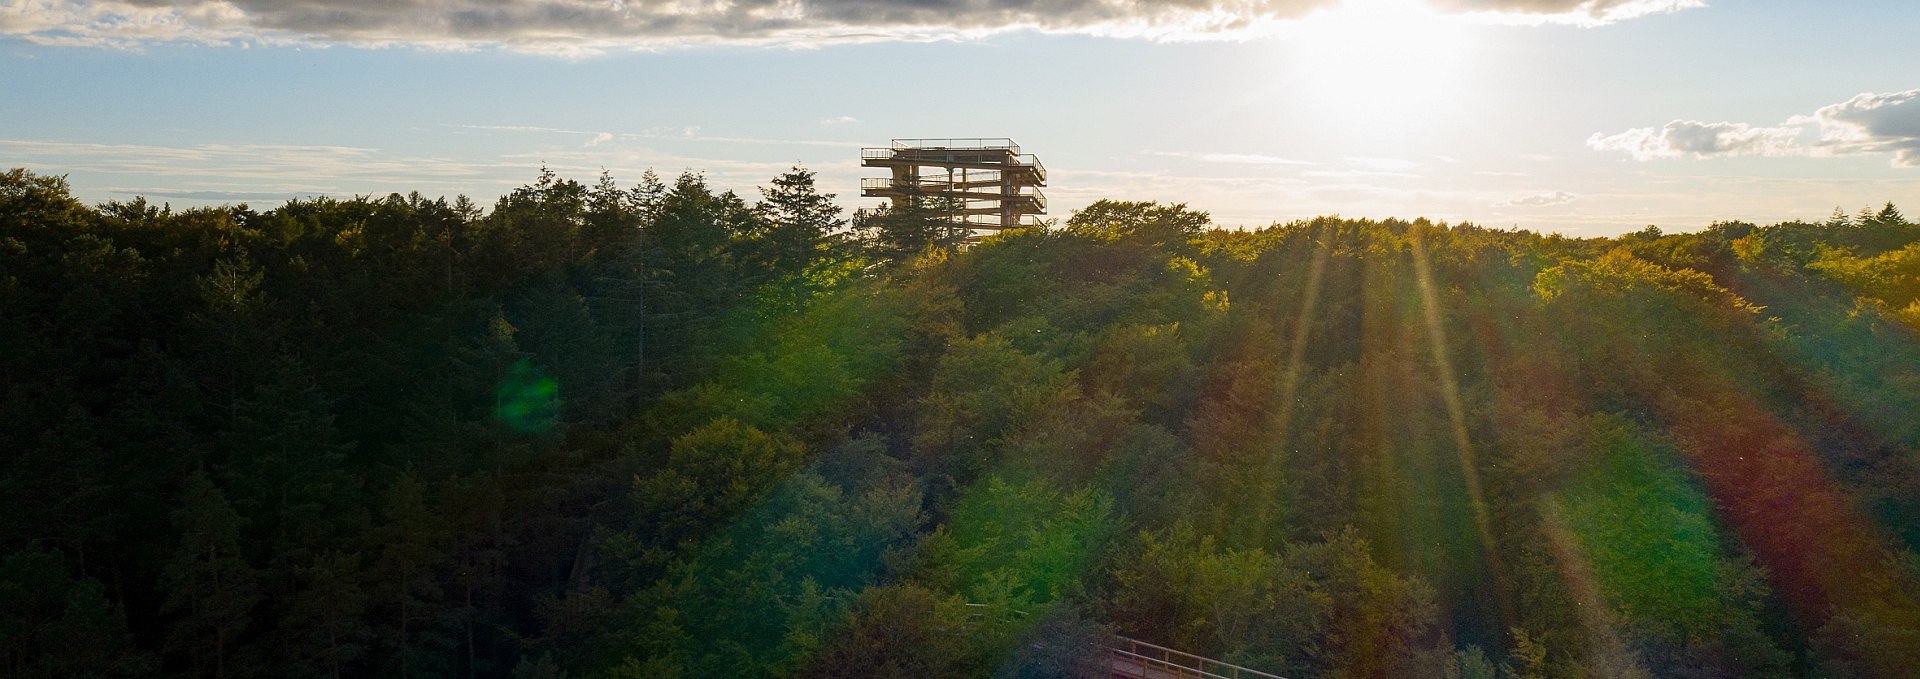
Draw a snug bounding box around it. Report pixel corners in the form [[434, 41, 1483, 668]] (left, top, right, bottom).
[[1017, 154, 1046, 181], [890, 138, 1019, 152]]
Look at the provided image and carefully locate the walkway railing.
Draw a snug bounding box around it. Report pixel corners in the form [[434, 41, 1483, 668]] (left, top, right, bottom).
[[1108, 636, 1287, 679], [957, 603, 1285, 679]]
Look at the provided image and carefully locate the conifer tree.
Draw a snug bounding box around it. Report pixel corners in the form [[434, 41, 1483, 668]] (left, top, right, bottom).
[[755, 165, 842, 283], [163, 470, 261, 679]]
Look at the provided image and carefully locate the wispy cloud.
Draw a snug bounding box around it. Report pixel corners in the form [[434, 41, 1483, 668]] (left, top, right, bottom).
[[1145, 150, 1318, 166], [1589, 88, 1920, 167], [1301, 169, 1422, 180], [623, 130, 858, 148], [102, 188, 320, 201], [1437, 0, 1704, 26], [1294, 157, 1424, 180], [819, 116, 860, 125], [453, 124, 594, 135], [1344, 156, 1421, 172], [448, 123, 860, 149], [2, 0, 1704, 53], [0, 137, 831, 207], [1493, 190, 1575, 207], [0, 139, 524, 202]]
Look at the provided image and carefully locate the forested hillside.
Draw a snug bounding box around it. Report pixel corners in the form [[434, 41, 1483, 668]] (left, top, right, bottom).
[[4, 166, 1920, 678]]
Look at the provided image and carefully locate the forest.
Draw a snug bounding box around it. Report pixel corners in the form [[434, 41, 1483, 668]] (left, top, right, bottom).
[[3, 164, 1920, 678]]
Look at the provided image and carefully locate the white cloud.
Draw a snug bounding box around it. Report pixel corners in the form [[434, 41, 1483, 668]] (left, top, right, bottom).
[[584, 132, 614, 147], [1587, 120, 1804, 161], [2, 0, 1705, 52], [1800, 89, 1920, 167], [1588, 88, 1920, 167], [819, 116, 860, 125], [1493, 190, 1574, 207]]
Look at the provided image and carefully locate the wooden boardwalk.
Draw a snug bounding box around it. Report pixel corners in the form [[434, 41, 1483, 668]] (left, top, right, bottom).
[[1105, 637, 1286, 679]]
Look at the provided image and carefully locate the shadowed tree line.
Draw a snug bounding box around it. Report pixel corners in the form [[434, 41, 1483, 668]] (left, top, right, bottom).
[[4, 166, 1919, 678]]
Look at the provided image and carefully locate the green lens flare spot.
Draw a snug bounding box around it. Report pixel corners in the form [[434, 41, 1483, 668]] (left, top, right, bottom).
[[495, 360, 560, 433]]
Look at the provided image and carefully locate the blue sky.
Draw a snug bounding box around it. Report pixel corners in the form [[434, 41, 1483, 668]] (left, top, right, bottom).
[[3, 0, 1918, 235]]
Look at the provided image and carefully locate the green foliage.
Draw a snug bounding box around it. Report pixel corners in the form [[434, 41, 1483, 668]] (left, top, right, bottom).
[[1065, 200, 1210, 249], [1552, 417, 1790, 677], [7, 165, 1920, 679], [753, 165, 843, 287], [163, 470, 262, 678], [0, 165, 885, 677], [632, 416, 805, 548], [807, 583, 978, 678], [989, 606, 1110, 679], [1446, 646, 1499, 679], [0, 547, 153, 678], [935, 478, 1114, 607], [913, 332, 1073, 484], [1108, 525, 1437, 678], [856, 194, 966, 265], [1556, 419, 1721, 635], [607, 468, 923, 677]]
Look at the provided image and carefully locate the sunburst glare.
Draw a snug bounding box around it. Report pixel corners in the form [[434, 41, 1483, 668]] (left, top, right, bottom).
[[1281, 0, 1478, 134]]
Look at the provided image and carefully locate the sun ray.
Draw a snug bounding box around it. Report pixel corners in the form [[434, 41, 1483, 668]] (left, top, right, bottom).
[[1408, 224, 1508, 612], [1538, 497, 1653, 677], [1252, 221, 1335, 544]]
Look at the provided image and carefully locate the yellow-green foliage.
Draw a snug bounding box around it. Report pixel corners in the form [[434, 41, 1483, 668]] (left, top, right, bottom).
[[912, 333, 1074, 478], [936, 477, 1114, 607], [1535, 248, 1759, 315], [1810, 241, 1920, 323]]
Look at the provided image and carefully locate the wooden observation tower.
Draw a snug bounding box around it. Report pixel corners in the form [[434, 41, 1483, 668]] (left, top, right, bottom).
[[861, 138, 1047, 242]]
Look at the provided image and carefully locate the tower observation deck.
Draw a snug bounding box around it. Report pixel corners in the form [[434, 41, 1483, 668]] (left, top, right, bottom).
[[861, 138, 1047, 241]]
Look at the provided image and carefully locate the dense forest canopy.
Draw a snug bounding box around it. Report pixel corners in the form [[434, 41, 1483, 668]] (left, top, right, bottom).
[[4, 165, 1920, 678]]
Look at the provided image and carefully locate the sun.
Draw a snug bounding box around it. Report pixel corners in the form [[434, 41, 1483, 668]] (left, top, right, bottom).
[[1278, 0, 1477, 133]]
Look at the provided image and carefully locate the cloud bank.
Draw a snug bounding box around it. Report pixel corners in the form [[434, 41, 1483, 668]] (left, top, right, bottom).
[[4, 0, 1703, 52], [1589, 88, 1920, 167]]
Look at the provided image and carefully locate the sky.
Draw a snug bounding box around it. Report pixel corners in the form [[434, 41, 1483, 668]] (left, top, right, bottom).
[[3, 0, 1918, 235]]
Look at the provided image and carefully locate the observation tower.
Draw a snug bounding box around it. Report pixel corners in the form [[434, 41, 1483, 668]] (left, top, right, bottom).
[[861, 138, 1047, 242]]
